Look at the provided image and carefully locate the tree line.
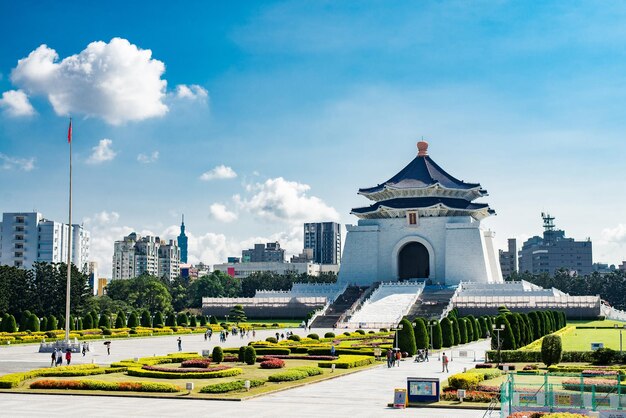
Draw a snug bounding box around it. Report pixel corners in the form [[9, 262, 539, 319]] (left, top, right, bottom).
[[507, 269, 626, 310]]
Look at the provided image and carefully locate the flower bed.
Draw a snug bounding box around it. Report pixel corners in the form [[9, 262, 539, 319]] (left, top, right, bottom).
[[30, 379, 180, 392], [259, 359, 285, 369], [141, 365, 231, 373], [268, 366, 323, 382], [257, 355, 336, 361], [441, 389, 498, 403], [318, 355, 375, 369], [0, 364, 106, 388], [562, 378, 618, 393], [581, 369, 619, 377], [200, 379, 266, 393], [181, 359, 212, 368], [127, 366, 242, 379]]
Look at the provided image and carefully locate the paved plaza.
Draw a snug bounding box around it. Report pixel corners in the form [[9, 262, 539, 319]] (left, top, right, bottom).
[[0, 330, 492, 417]]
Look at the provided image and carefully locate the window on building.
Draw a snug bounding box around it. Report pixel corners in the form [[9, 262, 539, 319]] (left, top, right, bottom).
[[407, 212, 418, 225]]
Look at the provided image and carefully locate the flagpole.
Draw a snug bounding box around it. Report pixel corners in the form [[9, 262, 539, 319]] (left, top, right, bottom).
[[64, 118, 72, 344]]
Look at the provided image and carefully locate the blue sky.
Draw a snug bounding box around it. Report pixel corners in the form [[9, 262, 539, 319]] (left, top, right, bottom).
[[1, 1, 626, 277]]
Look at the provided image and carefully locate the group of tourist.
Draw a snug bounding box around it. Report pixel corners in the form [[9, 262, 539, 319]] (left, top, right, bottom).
[[50, 348, 71, 366], [386, 348, 402, 367]]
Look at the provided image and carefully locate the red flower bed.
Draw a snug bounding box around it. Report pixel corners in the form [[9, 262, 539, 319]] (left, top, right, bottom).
[[142, 365, 231, 373], [181, 359, 211, 368], [221, 355, 238, 362], [475, 363, 494, 369], [582, 369, 619, 376], [562, 378, 618, 393], [259, 359, 285, 369]]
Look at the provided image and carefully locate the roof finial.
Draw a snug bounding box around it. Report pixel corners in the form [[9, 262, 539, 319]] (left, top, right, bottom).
[[417, 138, 429, 156]]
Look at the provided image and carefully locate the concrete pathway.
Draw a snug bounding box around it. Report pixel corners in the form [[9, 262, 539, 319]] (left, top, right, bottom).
[[0, 330, 492, 417]]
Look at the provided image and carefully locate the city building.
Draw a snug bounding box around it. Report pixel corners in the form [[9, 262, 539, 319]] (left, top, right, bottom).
[[112, 233, 180, 281], [304, 222, 341, 264], [620, 261, 626, 272], [242, 242, 285, 263], [213, 260, 339, 279], [499, 238, 518, 278], [592, 263, 616, 274], [518, 213, 593, 276], [0, 212, 90, 271], [339, 141, 503, 286], [88, 261, 98, 295], [290, 248, 313, 263], [177, 215, 188, 264], [97, 278, 108, 296]]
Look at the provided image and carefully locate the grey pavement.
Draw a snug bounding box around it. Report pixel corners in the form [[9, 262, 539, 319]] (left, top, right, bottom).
[[0, 330, 492, 417]]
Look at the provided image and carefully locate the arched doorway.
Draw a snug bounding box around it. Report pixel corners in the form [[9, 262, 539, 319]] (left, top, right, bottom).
[[398, 242, 429, 280]]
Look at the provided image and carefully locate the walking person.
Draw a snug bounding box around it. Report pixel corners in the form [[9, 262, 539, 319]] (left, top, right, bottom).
[[386, 349, 392, 368], [425, 348, 429, 362], [395, 350, 401, 367], [177, 337, 182, 351], [56, 350, 63, 366], [65, 349, 72, 365], [442, 352, 449, 373], [51, 349, 57, 367], [82, 343, 87, 357]]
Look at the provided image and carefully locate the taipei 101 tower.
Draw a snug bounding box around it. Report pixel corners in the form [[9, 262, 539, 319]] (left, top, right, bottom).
[[177, 215, 188, 263]]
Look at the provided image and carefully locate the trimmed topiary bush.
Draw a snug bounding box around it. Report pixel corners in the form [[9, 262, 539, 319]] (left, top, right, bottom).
[[324, 332, 335, 338], [413, 318, 428, 350], [265, 337, 278, 344], [440, 317, 453, 348], [260, 358, 285, 369], [432, 320, 443, 349], [288, 334, 301, 342], [244, 346, 256, 365], [397, 318, 417, 356], [238, 346, 246, 363], [307, 333, 320, 340], [592, 348, 618, 365], [200, 379, 265, 393], [541, 334, 563, 367], [212, 346, 224, 363]]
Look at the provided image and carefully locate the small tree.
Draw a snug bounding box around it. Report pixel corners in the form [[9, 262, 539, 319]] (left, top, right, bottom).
[[493, 315, 516, 350], [77, 317, 83, 330], [40, 316, 48, 332], [431, 320, 443, 349], [19, 310, 32, 332], [413, 318, 429, 350], [209, 315, 218, 325], [451, 317, 461, 346], [127, 311, 139, 328], [212, 346, 224, 363], [47, 314, 58, 331], [244, 346, 256, 365], [541, 334, 563, 367], [177, 312, 189, 327], [140, 310, 152, 327], [115, 314, 125, 329], [27, 313, 40, 332], [165, 312, 177, 327], [229, 305, 247, 325], [397, 318, 417, 355], [458, 318, 468, 344], [440, 317, 453, 348], [238, 346, 246, 362], [190, 316, 197, 327], [154, 312, 164, 327], [98, 314, 111, 329], [199, 315, 207, 326], [5, 314, 17, 333]]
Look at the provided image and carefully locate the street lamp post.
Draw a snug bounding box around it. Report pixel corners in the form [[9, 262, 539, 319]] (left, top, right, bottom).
[[392, 324, 404, 349], [428, 321, 435, 350], [614, 324, 626, 354], [492, 324, 505, 367]]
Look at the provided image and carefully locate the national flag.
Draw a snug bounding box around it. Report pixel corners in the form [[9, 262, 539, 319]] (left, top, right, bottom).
[[67, 119, 72, 143]]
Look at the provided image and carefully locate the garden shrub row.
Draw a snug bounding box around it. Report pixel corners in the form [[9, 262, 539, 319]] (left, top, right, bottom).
[[486, 350, 593, 363], [224, 347, 291, 356], [142, 365, 231, 373], [447, 368, 503, 390], [307, 347, 375, 357], [267, 366, 323, 382], [127, 366, 242, 379], [30, 379, 180, 392], [199, 379, 266, 393], [110, 352, 201, 368], [257, 355, 335, 361], [0, 364, 106, 388], [318, 355, 375, 369]]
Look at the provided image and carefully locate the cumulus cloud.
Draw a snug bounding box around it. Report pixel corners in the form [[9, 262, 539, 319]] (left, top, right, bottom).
[[0, 89, 35, 116], [235, 177, 339, 225], [200, 165, 237, 181], [175, 84, 208, 100], [209, 203, 238, 223], [137, 151, 159, 164], [602, 224, 626, 244], [0, 153, 35, 171], [87, 139, 116, 164], [10, 38, 168, 125]]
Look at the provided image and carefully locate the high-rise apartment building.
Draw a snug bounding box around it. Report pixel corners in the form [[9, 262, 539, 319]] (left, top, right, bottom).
[[112, 233, 180, 281], [242, 242, 285, 263], [304, 222, 341, 265], [499, 238, 518, 278], [0, 212, 90, 271], [518, 213, 593, 276], [177, 215, 188, 263]]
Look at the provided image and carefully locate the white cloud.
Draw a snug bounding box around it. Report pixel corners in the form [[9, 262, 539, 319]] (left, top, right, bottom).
[[137, 151, 159, 164], [602, 224, 626, 244], [235, 177, 339, 225], [0, 89, 35, 116], [87, 139, 116, 164], [175, 84, 208, 101], [10, 38, 168, 125], [209, 203, 238, 223], [200, 165, 237, 181], [0, 153, 35, 171]]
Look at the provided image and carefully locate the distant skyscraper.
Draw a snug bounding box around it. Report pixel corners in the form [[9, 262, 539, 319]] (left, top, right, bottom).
[[304, 222, 341, 265], [499, 238, 518, 278], [518, 213, 593, 276], [177, 215, 188, 263], [112, 233, 180, 281], [0, 212, 90, 271], [242, 242, 285, 262]]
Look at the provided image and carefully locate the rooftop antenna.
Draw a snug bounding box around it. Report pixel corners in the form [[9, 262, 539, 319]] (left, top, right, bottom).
[[541, 212, 555, 232]]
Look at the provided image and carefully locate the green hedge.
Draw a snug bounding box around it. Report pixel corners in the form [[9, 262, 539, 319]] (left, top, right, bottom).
[[127, 367, 242, 379], [0, 364, 106, 388], [307, 347, 374, 356], [486, 350, 593, 363], [318, 355, 375, 369], [267, 366, 323, 382], [200, 379, 265, 393], [30, 379, 180, 392], [448, 372, 484, 390]]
